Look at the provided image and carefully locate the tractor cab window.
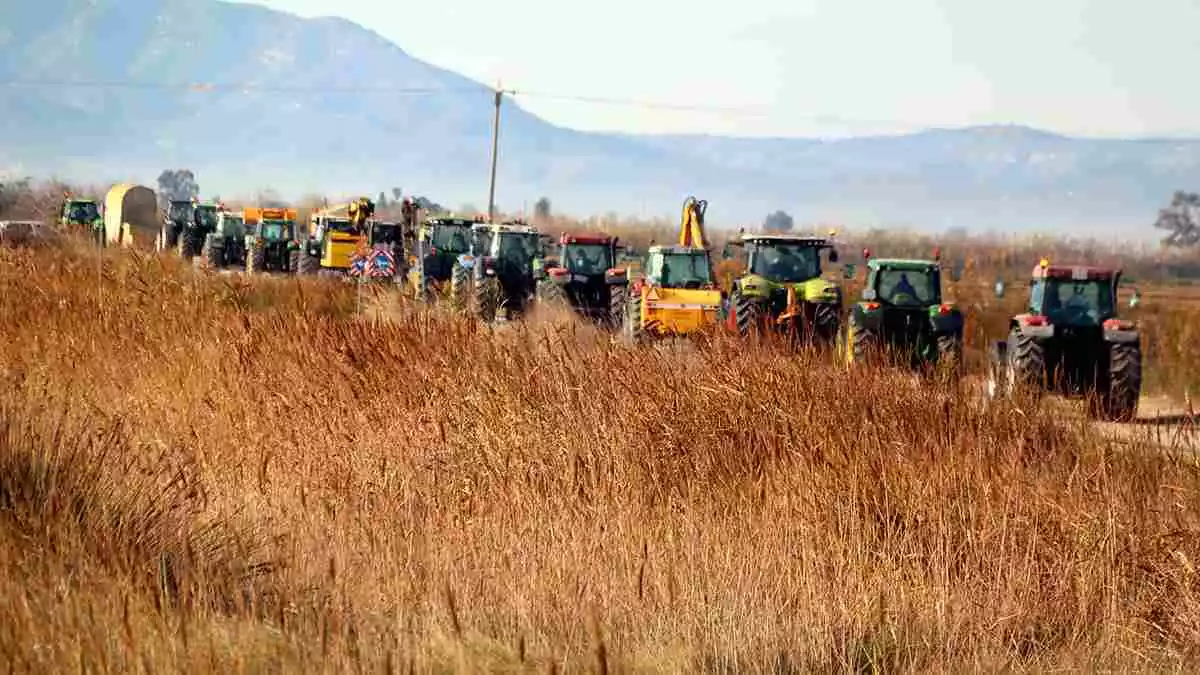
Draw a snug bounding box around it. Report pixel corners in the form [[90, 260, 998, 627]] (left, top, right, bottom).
[[473, 229, 493, 255], [169, 203, 192, 222], [749, 243, 820, 282], [260, 220, 291, 241], [325, 218, 357, 234], [1039, 279, 1114, 324], [649, 251, 712, 288], [221, 217, 244, 237], [67, 202, 99, 222], [876, 268, 938, 306], [563, 243, 612, 275], [194, 208, 218, 229], [432, 225, 471, 253], [496, 233, 539, 267], [371, 224, 401, 245]]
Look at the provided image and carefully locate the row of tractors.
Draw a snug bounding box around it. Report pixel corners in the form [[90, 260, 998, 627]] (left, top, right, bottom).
[[400, 196, 1143, 423]]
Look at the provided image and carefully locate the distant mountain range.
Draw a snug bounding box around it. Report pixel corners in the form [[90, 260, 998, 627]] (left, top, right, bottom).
[[2, 0, 1198, 239]]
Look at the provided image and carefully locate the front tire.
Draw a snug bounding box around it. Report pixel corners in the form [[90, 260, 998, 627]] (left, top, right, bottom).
[[731, 288, 761, 338], [623, 290, 645, 344], [450, 261, 470, 311], [1008, 329, 1046, 396], [607, 284, 626, 330], [246, 240, 266, 275], [472, 276, 500, 322]]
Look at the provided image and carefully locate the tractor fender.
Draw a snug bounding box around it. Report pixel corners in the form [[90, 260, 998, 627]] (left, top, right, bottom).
[[799, 277, 841, 304], [849, 301, 883, 330], [736, 274, 771, 300], [605, 268, 628, 285], [1102, 318, 1139, 344], [1010, 314, 1054, 339], [928, 307, 964, 333]]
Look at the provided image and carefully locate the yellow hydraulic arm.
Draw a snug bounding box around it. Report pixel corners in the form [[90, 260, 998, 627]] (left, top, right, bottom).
[[678, 196, 709, 248]]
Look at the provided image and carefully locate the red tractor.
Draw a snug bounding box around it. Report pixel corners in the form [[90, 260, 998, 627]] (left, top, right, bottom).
[[536, 233, 629, 327], [986, 259, 1142, 421]]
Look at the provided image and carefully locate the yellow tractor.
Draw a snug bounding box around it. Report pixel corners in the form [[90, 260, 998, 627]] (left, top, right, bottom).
[[620, 196, 724, 342], [297, 196, 375, 277]]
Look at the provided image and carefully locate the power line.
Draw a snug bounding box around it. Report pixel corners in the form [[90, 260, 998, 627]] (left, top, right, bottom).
[[0, 79, 478, 95]]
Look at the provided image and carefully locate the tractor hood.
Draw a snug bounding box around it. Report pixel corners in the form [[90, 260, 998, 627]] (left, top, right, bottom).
[[739, 274, 841, 304]]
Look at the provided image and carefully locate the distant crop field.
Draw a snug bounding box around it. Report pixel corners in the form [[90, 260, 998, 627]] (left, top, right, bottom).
[[2, 239, 1200, 672]]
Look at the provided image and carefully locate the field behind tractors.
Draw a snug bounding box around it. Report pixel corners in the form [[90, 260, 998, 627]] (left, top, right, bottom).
[[3, 235, 1200, 673]]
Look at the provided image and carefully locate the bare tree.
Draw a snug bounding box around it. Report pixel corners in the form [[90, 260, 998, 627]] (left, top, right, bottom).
[[1154, 191, 1200, 247], [156, 169, 199, 208], [534, 196, 551, 224], [763, 209, 795, 232]]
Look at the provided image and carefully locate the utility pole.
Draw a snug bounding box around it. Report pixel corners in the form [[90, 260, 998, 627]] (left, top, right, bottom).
[[486, 84, 503, 223]]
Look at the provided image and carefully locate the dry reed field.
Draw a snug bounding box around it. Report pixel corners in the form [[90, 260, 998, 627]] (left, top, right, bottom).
[[3, 240, 1200, 673]]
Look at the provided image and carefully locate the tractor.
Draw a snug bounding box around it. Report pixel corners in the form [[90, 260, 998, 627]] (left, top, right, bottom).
[[450, 221, 546, 322], [299, 197, 375, 277], [243, 207, 302, 275], [58, 195, 103, 244], [406, 216, 478, 299], [159, 199, 218, 259], [197, 209, 248, 271], [536, 233, 628, 327], [842, 252, 964, 377], [724, 231, 842, 346], [622, 196, 723, 342], [986, 259, 1142, 421]]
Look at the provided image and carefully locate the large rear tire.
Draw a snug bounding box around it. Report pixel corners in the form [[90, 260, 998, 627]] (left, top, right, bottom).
[[850, 318, 879, 366], [811, 302, 841, 345], [246, 240, 266, 275], [473, 276, 500, 322], [1101, 341, 1141, 422], [537, 279, 569, 310], [450, 261, 470, 310], [1008, 329, 1046, 396], [607, 284, 626, 330], [731, 288, 761, 338], [199, 234, 223, 270], [623, 290, 645, 344]]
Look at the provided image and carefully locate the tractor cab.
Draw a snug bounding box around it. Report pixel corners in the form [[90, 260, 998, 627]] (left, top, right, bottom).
[[1026, 261, 1119, 328], [450, 221, 547, 320], [643, 245, 714, 290], [216, 211, 245, 238], [740, 234, 838, 283], [60, 198, 101, 228], [725, 232, 843, 342]]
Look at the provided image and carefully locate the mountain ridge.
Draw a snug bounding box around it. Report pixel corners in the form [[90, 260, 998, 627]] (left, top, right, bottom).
[[1, 0, 1197, 238]]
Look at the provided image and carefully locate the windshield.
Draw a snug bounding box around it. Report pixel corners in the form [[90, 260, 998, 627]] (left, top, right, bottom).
[[1038, 279, 1115, 324], [876, 268, 939, 306], [169, 203, 191, 222], [473, 229, 493, 255], [220, 216, 244, 236], [371, 224, 401, 245], [749, 242, 821, 282], [495, 233, 540, 266], [324, 218, 358, 234], [67, 202, 99, 222], [648, 251, 713, 288], [431, 225, 471, 253], [260, 220, 292, 241], [562, 243, 612, 275], [194, 207, 218, 229]]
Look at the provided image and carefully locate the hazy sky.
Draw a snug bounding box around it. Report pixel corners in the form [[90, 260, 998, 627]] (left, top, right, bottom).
[[249, 0, 1198, 138]]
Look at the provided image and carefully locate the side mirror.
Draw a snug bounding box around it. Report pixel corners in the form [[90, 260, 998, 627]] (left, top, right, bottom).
[[828, 249, 840, 264], [842, 263, 856, 279], [994, 280, 1006, 298]]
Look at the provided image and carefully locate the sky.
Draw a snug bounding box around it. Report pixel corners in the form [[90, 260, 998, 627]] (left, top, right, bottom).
[[247, 0, 1200, 139]]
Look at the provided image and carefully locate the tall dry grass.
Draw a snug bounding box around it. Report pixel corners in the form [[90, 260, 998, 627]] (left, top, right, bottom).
[[2, 243, 1200, 672]]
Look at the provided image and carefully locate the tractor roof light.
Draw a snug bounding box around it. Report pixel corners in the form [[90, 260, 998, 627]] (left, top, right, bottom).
[[862, 248, 871, 261], [937, 303, 953, 315], [863, 301, 881, 311], [933, 246, 941, 262], [1039, 258, 1050, 269]]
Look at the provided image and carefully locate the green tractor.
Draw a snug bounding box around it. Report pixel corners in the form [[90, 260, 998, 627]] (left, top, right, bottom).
[[58, 196, 104, 244], [197, 210, 248, 271], [842, 252, 964, 377], [723, 232, 843, 345]]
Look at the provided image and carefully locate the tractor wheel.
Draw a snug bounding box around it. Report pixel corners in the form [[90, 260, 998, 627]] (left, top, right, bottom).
[[1100, 341, 1141, 422], [812, 302, 841, 345], [472, 276, 500, 322], [731, 289, 761, 338], [246, 240, 266, 275], [179, 230, 201, 259], [1008, 329, 1046, 395], [199, 234, 223, 270], [288, 249, 302, 275], [849, 318, 878, 366], [935, 333, 963, 382], [537, 280, 568, 310], [607, 284, 627, 330], [296, 252, 319, 276], [450, 261, 470, 310], [623, 290, 645, 344]]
